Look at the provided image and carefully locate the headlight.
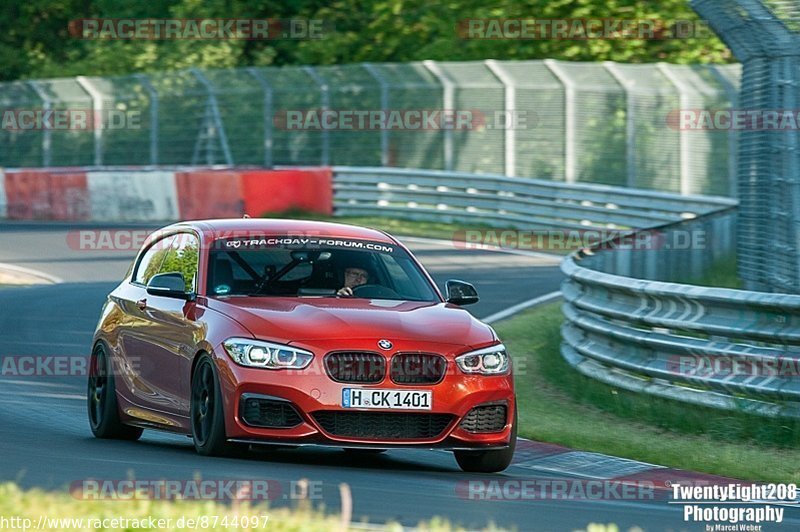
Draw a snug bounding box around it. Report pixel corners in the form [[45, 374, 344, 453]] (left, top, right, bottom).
[[223, 338, 313, 370], [455, 344, 509, 375]]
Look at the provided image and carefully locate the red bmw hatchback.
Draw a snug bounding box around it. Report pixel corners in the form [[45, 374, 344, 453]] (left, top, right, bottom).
[[88, 219, 517, 472]]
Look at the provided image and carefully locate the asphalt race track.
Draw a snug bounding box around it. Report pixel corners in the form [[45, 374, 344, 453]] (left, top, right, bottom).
[[1, 221, 797, 530]]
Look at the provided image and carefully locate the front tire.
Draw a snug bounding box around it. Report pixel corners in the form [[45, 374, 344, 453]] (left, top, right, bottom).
[[191, 354, 230, 456], [454, 407, 517, 473], [87, 344, 143, 441]]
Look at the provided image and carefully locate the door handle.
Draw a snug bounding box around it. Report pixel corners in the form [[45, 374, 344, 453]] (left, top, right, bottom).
[[136, 298, 147, 310]]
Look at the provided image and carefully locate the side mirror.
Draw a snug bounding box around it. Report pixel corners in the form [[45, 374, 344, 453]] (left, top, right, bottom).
[[445, 279, 479, 306], [146, 272, 194, 300]]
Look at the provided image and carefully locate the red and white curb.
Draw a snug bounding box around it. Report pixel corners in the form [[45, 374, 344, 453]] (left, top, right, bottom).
[[512, 438, 741, 490]]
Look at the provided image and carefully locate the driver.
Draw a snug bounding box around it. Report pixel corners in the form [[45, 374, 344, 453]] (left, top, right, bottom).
[[337, 266, 370, 297]]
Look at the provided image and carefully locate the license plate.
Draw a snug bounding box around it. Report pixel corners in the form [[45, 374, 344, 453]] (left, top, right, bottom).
[[342, 388, 432, 410]]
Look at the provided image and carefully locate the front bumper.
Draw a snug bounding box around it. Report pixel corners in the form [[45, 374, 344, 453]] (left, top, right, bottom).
[[211, 342, 516, 449]]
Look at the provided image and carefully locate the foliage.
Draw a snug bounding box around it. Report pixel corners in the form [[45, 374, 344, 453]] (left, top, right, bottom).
[[1, 0, 732, 82], [0, 482, 491, 531]]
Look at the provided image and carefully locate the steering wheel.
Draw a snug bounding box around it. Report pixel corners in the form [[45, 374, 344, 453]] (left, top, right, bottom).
[[351, 284, 401, 299]]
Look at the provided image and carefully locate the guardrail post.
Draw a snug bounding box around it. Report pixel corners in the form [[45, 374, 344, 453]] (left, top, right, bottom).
[[422, 60, 455, 171], [656, 63, 691, 196], [26, 81, 52, 167], [544, 60, 576, 184], [247, 68, 274, 168], [363, 63, 390, 167], [190, 68, 233, 166], [485, 60, 516, 177], [135, 74, 159, 166], [603, 62, 636, 188], [303, 66, 330, 166]]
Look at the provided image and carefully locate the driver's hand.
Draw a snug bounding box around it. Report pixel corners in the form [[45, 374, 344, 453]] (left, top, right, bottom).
[[337, 286, 353, 297]]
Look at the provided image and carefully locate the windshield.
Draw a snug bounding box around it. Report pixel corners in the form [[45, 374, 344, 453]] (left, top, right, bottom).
[[206, 236, 439, 302]]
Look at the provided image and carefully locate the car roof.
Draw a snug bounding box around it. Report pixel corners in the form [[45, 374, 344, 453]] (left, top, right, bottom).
[[167, 218, 399, 244]]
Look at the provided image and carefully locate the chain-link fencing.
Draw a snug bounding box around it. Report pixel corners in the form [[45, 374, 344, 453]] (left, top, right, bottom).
[[693, 0, 800, 293], [0, 60, 740, 196]]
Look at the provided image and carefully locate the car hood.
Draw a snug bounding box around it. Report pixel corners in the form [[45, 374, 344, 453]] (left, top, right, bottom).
[[207, 297, 495, 348]]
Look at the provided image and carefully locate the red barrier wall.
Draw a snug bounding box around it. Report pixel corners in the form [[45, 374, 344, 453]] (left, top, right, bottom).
[[1, 167, 333, 222], [175, 170, 244, 220], [4, 171, 89, 220], [240, 168, 333, 217]]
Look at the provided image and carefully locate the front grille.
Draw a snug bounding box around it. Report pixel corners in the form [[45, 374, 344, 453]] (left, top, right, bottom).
[[312, 411, 454, 440], [240, 395, 303, 428], [325, 352, 385, 383], [460, 404, 507, 433], [391, 353, 447, 384]]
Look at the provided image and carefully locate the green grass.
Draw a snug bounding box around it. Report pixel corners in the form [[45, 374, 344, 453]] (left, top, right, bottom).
[[0, 482, 501, 532], [677, 253, 742, 289], [499, 302, 800, 483]]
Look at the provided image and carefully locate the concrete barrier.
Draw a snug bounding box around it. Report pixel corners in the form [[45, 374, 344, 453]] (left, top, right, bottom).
[[175, 170, 243, 220], [0, 169, 8, 219], [241, 168, 333, 217], [0, 167, 332, 222], [87, 171, 179, 222], [5, 170, 90, 220]]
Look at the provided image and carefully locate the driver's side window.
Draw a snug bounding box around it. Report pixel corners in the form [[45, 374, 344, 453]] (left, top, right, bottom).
[[133, 235, 176, 286], [132, 233, 200, 292]]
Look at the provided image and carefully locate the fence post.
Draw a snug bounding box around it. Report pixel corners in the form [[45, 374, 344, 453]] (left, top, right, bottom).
[[76, 76, 104, 166], [247, 68, 274, 168], [781, 56, 800, 285], [422, 60, 455, 171], [190, 68, 233, 166], [544, 60, 576, 183], [709, 65, 739, 197], [603, 62, 636, 188], [657, 63, 691, 196], [136, 74, 159, 166], [303, 66, 330, 166], [363, 63, 390, 167], [26, 81, 52, 167], [485, 60, 516, 177]]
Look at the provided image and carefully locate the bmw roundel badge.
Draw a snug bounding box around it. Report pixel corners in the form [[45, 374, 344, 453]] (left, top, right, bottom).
[[378, 339, 393, 350]]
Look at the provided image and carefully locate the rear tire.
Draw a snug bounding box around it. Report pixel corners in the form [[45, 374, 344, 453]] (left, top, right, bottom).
[[190, 354, 231, 456], [454, 407, 517, 473], [87, 344, 143, 441]]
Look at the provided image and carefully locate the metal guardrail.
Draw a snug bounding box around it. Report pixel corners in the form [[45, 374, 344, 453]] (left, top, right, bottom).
[[561, 205, 800, 419], [333, 166, 733, 231]]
